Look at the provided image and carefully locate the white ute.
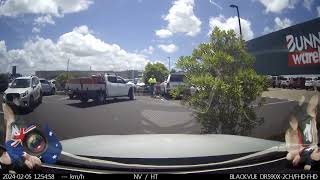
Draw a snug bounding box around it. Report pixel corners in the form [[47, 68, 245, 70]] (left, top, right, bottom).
[[65, 74, 135, 104], [3, 76, 42, 110]]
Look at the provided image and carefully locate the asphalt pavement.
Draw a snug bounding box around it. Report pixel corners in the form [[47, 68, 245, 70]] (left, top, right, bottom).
[[0, 90, 314, 141]]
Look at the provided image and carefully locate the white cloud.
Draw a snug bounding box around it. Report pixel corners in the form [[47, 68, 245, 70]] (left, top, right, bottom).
[[155, 0, 201, 38], [258, 0, 298, 13], [0, 25, 150, 74], [303, 0, 314, 11], [263, 26, 272, 34], [34, 15, 55, 26], [140, 46, 154, 55], [32, 15, 55, 33], [155, 29, 173, 38], [317, 6, 320, 17], [0, 0, 93, 33], [208, 15, 254, 41], [158, 44, 178, 53], [263, 17, 293, 34], [32, 27, 41, 33], [274, 17, 293, 30], [0, 0, 93, 17]]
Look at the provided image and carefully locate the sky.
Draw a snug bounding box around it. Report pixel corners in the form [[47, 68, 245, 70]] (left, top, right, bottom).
[[0, 0, 319, 75]]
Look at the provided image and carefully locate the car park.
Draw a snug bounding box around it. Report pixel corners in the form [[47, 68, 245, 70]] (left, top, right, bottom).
[[271, 76, 281, 88], [65, 74, 135, 103], [291, 77, 306, 89], [135, 79, 146, 91], [280, 76, 292, 88], [40, 78, 56, 95], [305, 77, 317, 90], [314, 77, 320, 91], [160, 72, 186, 95], [3, 76, 42, 110]]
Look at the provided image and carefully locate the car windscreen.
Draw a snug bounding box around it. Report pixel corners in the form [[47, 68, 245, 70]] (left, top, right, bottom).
[[40, 80, 49, 84], [10, 79, 31, 88], [170, 75, 185, 82]]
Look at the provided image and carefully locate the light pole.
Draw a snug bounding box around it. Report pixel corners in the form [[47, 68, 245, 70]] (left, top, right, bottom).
[[167, 57, 171, 72], [230, 4, 242, 38]]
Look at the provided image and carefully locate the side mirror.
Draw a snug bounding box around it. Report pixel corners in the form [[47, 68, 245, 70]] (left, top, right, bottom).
[[8, 83, 12, 87]]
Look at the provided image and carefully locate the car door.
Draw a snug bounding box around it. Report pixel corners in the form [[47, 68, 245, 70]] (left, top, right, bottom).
[[106, 76, 118, 97], [116, 76, 128, 96], [31, 77, 38, 99], [35, 77, 41, 99]]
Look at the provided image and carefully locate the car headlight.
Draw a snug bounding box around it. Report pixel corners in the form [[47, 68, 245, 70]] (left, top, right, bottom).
[[21, 91, 29, 97]]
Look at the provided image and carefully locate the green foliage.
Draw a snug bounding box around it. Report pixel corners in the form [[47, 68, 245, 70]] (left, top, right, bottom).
[[55, 72, 80, 89], [143, 62, 169, 84], [176, 27, 268, 135]]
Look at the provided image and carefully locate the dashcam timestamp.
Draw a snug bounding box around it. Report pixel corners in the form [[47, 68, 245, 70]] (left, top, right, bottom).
[[2, 173, 55, 180]]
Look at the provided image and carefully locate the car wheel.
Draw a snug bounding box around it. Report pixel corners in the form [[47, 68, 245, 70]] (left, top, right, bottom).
[[96, 93, 106, 104], [69, 94, 74, 99], [128, 88, 134, 100], [80, 94, 88, 103]]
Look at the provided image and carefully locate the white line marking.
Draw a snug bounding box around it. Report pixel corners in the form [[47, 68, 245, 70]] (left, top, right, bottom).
[[253, 100, 294, 107]]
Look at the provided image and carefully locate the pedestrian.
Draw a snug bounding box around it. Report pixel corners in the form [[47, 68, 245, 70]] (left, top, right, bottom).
[[148, 75, 157, 97]]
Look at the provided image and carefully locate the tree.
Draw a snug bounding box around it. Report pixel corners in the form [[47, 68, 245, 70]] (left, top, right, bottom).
[[143, 62, 169, 84], [55, 72, 80, 90], [176, 27, 268, 135]]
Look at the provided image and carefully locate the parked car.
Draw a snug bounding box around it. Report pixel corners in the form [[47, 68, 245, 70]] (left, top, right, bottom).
[[160, 72, 186, 95], [3, 76, 42, 110], [40, 78, 56, 95], [291, 77, 306, 89], [314, 77, 320, 91], [65, 74, 135, 103], [305, 77, 317, 90], [280, 76, 292, 88], [271, 76, 281, 88], [135, 79, 146, 91]]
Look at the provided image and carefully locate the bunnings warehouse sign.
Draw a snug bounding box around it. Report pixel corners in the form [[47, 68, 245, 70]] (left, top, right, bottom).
[[286, 32, 320, 66], [247, 18, 320, 75]]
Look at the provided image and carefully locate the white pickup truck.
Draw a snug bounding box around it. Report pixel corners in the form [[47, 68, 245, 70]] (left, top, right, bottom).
[[65, 74, 135, 104]]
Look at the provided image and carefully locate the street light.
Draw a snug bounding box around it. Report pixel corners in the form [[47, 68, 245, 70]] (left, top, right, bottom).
[[167, 57, 171, 71], [230, 4, 242, 38]]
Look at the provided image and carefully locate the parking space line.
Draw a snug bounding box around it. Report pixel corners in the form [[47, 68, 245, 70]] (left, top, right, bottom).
[[253, 100, 294, 107]]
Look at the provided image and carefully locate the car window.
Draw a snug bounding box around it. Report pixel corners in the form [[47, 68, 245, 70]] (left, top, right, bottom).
[[107, 76, 117, 83], [170, 75, 185, 82], [117, 77, 125, 83], [40, 80, 49, 85], [10, 79, 31, 88]]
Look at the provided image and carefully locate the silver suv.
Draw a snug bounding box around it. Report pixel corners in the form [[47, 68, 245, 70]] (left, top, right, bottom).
[[3, 76, 42, 110]]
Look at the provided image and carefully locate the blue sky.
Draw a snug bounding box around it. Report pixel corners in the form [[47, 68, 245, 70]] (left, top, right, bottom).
[[0, 0, 319, 74]]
